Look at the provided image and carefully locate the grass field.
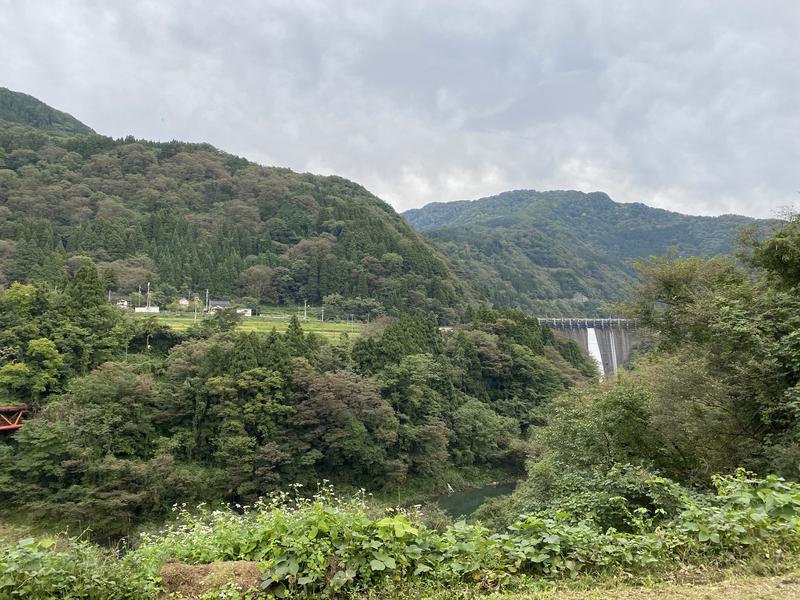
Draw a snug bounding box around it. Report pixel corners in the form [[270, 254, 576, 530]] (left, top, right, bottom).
[[134, 311, 362, 338]]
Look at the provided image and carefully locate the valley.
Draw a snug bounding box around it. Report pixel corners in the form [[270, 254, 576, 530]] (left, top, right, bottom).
[[0, 87, 798, 599]]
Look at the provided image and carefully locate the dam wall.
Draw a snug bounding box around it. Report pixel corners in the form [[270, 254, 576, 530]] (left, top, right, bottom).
[[538, 318, 638, 379]]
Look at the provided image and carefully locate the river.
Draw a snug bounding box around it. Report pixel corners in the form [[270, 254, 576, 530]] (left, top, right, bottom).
[[435, 482, 516, 518]]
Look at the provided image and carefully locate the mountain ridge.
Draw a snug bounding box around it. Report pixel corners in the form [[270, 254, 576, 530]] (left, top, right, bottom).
[[403, 189, 773, 314], [0, 90, 471, 321], [0, 87, 95, 135], [408, 189, 767, 223]]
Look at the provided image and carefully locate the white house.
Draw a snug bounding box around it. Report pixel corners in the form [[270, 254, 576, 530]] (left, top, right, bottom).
[[134, 306, 160, 313], [236, 308, 253, 317]]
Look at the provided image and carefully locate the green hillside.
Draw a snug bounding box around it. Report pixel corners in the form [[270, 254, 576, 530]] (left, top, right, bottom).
[[0, 87, 94, 135], [0, 99, 471, 321], [403, 190, 772, 314]]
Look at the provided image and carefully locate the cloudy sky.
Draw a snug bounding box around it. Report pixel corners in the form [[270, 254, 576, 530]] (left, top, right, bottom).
[[2, 1, 799, 217]]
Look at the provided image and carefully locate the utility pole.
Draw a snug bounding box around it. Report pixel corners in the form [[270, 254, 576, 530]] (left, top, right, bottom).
[[146, 282, 151, 309], [194, 295, 198, 321], [304, 299, 308, 321], [320, 307, 324, 322], [205, 289, 209, 312]]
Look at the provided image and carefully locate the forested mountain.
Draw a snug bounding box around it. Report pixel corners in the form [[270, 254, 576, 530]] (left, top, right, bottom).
[[0, 90, 470, 321], [403, 190, 771, 314], [0, 87, 94, 135]]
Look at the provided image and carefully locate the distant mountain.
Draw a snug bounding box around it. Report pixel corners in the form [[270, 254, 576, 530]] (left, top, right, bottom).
[[0, 92, 470, 321], [0, 87, 94, 135], [403, 190, 772, 315]]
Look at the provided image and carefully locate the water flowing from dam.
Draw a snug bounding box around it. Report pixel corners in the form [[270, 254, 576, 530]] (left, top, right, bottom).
[[586, 327, 605, 379]]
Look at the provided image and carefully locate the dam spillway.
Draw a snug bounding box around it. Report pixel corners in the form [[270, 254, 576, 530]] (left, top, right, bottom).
[[538, 318, 638, 379]]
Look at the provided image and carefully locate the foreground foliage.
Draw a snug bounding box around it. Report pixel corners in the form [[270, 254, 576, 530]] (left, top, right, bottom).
[[2, 472, 799, 598], [0, 536, 149, 599]]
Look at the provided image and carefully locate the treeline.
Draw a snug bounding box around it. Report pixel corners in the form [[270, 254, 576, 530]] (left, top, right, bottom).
[[0, 259, 594, 540], [0, 116, 470, 321]]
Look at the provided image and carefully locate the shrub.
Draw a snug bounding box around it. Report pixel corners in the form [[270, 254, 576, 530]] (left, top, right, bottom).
[[0, 536, 150, 599]]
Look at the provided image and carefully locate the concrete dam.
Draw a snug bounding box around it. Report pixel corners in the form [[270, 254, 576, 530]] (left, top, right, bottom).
[[538, 318, 638, 379]]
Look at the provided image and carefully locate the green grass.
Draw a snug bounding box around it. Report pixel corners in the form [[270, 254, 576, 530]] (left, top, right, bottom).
[[135, 311, 362, 338]]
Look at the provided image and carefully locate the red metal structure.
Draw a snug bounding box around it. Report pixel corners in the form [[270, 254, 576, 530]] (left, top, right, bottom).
[[0, 405, 31, 432]]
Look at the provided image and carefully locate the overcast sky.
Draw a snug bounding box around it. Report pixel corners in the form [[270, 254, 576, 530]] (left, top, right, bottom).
[[2, 1, 799, 217]]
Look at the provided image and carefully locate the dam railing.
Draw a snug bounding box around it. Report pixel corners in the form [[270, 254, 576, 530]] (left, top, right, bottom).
[[536, 318, 638, 330]]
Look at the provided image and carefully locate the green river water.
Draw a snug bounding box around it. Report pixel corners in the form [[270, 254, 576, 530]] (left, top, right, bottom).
[[435, 482, 516, 518]]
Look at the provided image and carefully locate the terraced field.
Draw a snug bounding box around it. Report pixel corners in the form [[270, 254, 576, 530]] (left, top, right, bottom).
[[133, 312, 362, 338]]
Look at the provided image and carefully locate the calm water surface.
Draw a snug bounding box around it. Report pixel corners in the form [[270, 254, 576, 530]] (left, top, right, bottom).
[[436, 483, 516, 518]]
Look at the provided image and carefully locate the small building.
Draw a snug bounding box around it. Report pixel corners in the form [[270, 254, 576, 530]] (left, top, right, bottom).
[[177, 297, 190, 308], [108, 292, 130, 309], [134, 306, 160, 313], [236, 308, 253, 317], [572, 292, 588, 303], [207, 299, 231, 313]]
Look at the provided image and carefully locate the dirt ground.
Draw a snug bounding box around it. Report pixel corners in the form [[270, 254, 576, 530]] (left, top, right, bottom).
[[523, 573, 800, 600], [159, 560, 261, 599]]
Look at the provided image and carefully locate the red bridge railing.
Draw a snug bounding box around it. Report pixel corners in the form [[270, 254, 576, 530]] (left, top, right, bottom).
[[0, 405, 31, 432]]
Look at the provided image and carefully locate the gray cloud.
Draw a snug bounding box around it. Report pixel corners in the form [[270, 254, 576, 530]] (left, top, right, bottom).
[[1, 0, 798, 217]]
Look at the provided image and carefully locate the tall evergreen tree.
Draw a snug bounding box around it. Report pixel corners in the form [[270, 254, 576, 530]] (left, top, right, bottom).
[[69, 262, 106, 307], [285, 315, 307, 357]]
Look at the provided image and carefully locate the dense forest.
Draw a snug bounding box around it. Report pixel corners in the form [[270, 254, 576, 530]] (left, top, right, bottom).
[[0, 259, 595, 540], [403, 190, 771, 315], [0, 88, 470, 322]]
